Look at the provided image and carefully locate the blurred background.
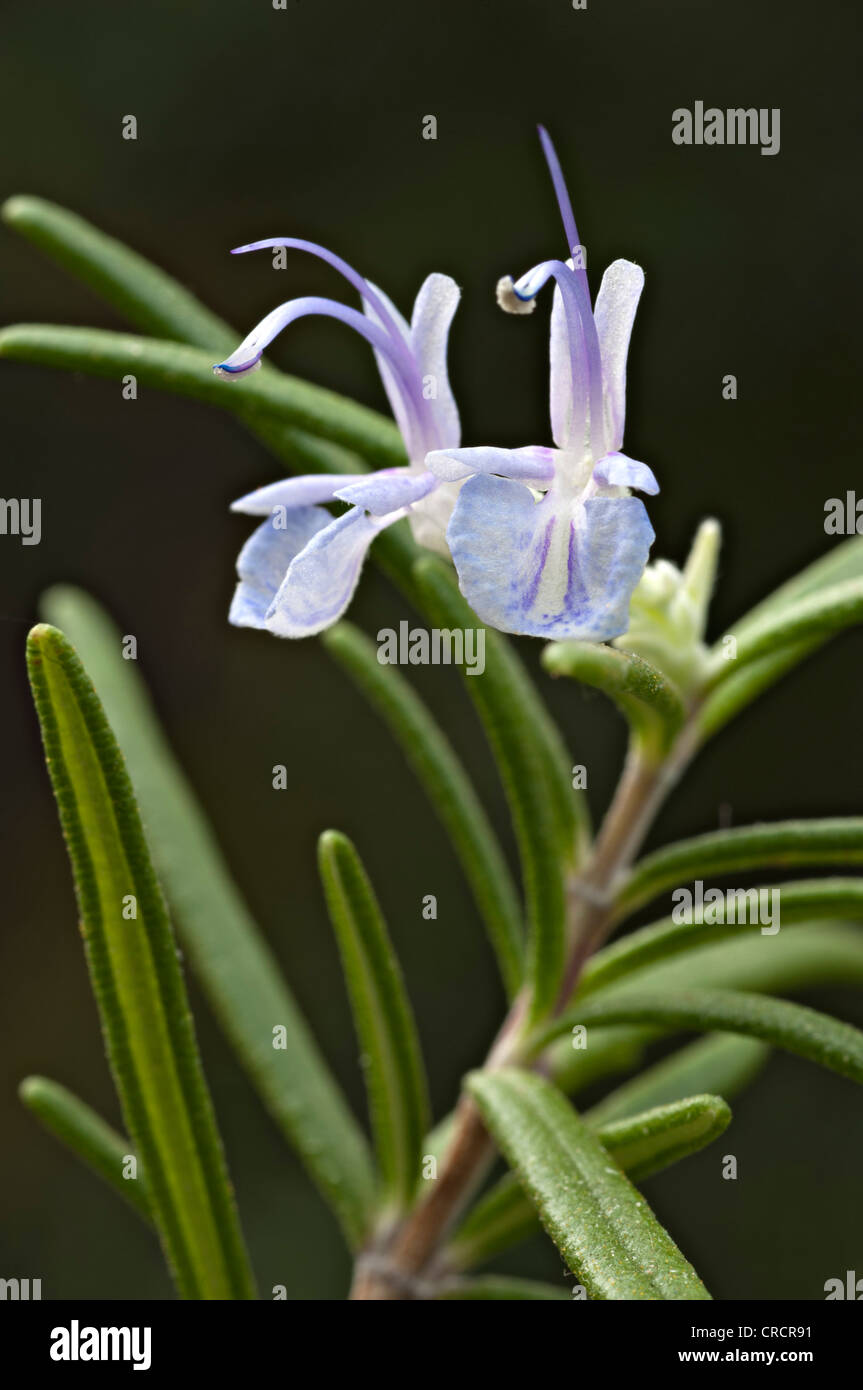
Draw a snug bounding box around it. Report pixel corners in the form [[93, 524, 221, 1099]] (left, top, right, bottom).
[[1, 0, 861, 1299]]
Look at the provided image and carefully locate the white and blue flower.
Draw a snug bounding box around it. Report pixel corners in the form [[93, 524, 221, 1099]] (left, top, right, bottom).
[[215, 239, 461, 637], [425, 128, 658, 641]]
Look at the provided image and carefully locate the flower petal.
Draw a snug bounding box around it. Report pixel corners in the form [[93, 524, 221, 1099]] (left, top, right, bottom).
[[425, 445, 557, 485], [408, 273, 461, 451], [516, 258, 603, 456], [446, 474, 654, 641], [231, 474, 351, 515], [334, 468, 437, 514], [593, 260, 644, 452], [229, 506, 331, 629], [363, 280, 417, 454], [265, 507, 390, 638], [592, 452, 659, 495]]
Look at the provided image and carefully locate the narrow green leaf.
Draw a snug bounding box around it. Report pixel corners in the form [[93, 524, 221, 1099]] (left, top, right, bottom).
[[414, 558, 582, 1021], [534, 988, 863, 1086], [596, 1094, 731, 1183], [19, 1076, 152, 1222], [318, 831, 429, 1212], [696, 642, 812, 740], [40, 585, 376, 1250], [547, 923, 863, 1093], [321, 622, 524, 995], [436, 1276, 571, 1300], [458, 1034, 770, 1270], [580, 878, 863, 1000], [26, 624, 255, 1299], [467, 1069, 710, 1299], [706, 577, 863, 687], [586, 1034, 770, 1126], [0, 326, 404, 468], [3, 195, 236, 350], [619, 818, 863, 918], [728, 533, 863, 641], [449, 1091, 729, 1270], [542, 641, 686, 760], [696, 537, 863, 737]]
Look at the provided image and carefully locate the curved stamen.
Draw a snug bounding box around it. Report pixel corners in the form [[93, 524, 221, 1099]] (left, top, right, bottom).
[[214, 294, 427, 448], [230, 237, 419, 389], [513, 259, 605, 457]]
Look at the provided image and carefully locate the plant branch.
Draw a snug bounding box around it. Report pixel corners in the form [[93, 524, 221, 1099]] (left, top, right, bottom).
[[350, 709, 704, 1299]]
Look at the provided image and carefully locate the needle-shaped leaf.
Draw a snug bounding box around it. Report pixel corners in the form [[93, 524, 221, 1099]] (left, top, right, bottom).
[[548, 922, 863, 1092], [0, 326, 405, 468], [728, 533, 863, 639], [699, 570, 863, 737], [696, 535, 863, 736], [466, 1069, 710, 1300], [595, 1094, 731, 1183], [19, 1076, 152, 1223], [449, 1092, 729, 1270], [3, 195, 236, 350], [543, 641, 686, 761], [533, 988, 863, 1087], [40, 586, 376, 1251], [414, 557, 585, 1022], [318, 831, 429, 1214], [580, 878, 863, 999], [26, 624, 256, 1299], [706, 577, 863, 687], [618, 818, 863, 918], [587, 1034, 769, 1126], [436, 1276, 570, 1300], [322, 622, 524, 996], [454, 1035, 770, 1270], [696, 642, 812, 740]]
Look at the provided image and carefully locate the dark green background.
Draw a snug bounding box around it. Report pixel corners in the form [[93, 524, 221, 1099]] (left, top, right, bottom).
[[1, 0, 860, 1299]]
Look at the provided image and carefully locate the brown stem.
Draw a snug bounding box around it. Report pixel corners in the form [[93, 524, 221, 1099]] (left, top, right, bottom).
[[350, 716, 702, 1299]]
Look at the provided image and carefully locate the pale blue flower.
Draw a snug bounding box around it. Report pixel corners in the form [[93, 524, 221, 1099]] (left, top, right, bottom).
[[214, 239, 461, 637], [425, 128, 658, 641]]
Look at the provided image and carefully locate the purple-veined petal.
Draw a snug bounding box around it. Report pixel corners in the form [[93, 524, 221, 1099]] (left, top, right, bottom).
[[334, 468, 437, 514], [425, 444, 556, 486], [408, 273, 461, 451], [594, 259, 644, 452], [578, 496, 656, 636], [231, 474, 352, 515], [229, 506, 331, 629], [446, 473, 653, 641], [592, 452, 659, 496], [265, 506, 394, 638]]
